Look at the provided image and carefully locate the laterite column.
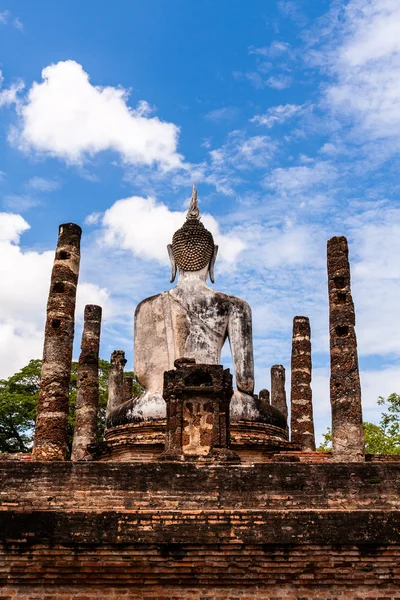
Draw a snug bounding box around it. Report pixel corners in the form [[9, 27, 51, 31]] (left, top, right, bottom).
[[33, 223, 82, 461], [290, 316, 315, 451], [271, 365, 288, 433], [71, 304, 102, 461], [327, 236, 364, 461], [106, 350, 127, 423]]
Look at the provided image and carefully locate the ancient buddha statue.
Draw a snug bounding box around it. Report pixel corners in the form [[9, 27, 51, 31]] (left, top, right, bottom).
[[107, 184, 262, 427]]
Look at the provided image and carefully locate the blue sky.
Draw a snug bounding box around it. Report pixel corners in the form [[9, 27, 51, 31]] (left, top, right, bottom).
[[1, 0, 400, 440]]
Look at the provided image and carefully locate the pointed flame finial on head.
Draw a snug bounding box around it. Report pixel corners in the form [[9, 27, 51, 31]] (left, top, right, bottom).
[[186, 181, 200, 220]]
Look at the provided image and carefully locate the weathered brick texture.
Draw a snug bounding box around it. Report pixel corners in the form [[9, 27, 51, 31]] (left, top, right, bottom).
[[1, 461, 400, 596]]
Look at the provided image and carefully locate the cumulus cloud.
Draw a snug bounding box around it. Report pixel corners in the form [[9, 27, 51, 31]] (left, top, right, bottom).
[[324, 0, 400, 139], [11, 60, 183, 171], [101, 195, 245, 266], [0, 212, 110, 378]]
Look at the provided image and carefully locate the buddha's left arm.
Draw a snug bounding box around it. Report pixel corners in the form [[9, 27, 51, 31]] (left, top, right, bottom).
[[228, 300, 255, 395]]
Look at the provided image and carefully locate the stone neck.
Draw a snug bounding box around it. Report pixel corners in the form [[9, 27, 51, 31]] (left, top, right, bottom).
[[174, 267, 209, 291]]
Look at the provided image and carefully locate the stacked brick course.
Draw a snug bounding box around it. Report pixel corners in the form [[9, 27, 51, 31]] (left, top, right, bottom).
[[1, 461, 400, 597]]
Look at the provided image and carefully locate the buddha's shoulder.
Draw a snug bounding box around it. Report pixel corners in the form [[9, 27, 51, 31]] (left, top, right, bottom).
[[213, 291, 251, 314], [135, 292, 167, 317]]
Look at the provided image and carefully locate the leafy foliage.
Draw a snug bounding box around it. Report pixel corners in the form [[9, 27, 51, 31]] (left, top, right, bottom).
[[0, 358, 142, 454], [318, 393, 400, 455], [0, 360, 41, 453]]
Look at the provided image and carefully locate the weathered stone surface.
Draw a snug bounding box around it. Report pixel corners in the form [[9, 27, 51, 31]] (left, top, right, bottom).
[[71, 304, 102, 461], [271, 365, 288, 432], [160, 359, 238, 462], [32, 223, 82, 461], [327, 236, 364, 462], [290, 316, 315, 451], [122, 375, 133, 402], [106, 350, 127, 424]]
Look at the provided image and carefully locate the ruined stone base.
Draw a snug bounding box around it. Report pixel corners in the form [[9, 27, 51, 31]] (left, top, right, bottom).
[[1, 460, 400, 597], [90, 419, 297, 463]]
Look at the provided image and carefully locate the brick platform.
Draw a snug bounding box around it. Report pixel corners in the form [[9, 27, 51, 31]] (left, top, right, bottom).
[[1, 460, 400, 597]]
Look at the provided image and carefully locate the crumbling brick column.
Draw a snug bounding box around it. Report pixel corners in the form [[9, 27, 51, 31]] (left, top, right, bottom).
[[290, 316, 315, 451], [328, 236, 364, 461], [71, 305, 102, 461], [160, 358, 239, 462], [106, 350, 127, 424], [32, 223, 82, 461], [271, 365, 288, 433]]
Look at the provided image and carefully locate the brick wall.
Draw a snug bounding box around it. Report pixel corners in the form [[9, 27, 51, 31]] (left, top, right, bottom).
[[1, 460, 400, 596], [2, 587, 400, 599]]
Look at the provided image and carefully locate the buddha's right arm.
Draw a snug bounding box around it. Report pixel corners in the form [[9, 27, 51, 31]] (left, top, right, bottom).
[[228, 300, 255, 395]]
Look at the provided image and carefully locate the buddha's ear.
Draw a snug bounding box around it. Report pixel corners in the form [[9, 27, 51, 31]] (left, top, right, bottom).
[[209, 245, 218, 284], [167, 244, 177, 283]]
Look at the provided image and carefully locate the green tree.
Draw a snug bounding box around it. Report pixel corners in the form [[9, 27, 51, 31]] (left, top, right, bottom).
[[318, 393, 400, 455], [0, 358, 142, 454], [0, 359, 41, 453]]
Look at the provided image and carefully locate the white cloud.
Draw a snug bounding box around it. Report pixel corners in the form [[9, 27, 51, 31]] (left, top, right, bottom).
[[0, 213, 110, 378], [349, 209, 400, 357], [210, 132, 277, 172], [0, 10, 9, 24], [11, 60, 183, 171], [25, 176, 59, 192], [266, 74, 292, 90], [251, 103, 304, 128], [85, 212, 102, 226], [233, 70, 266, 89], [101, 194, 245, 266], [264, 161, 337, 193], [0, 70, 24, 108], [3, 195, 39, 212], [13, 17, 23, 31], [0, 10, 23, 29], [249, 41, 291, 58], [205, 107, 239, 121], [324, 0, 400, 139]]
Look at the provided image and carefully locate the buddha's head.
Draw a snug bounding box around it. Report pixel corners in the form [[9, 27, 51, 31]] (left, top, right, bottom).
[[168, 183, 218, 283]]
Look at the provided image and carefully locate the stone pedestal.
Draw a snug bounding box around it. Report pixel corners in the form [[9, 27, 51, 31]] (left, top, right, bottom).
[[159, 358, 239, 462]]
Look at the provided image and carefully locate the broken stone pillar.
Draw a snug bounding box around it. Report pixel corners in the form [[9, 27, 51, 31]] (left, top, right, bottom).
[[160, 358, 239, 462], [290, 316, 316, 451], [327, 236, 364, 461], [71, 305, 102, 461], [32, 223, 82, 461], [122, 376, 133, 403], [106, 350, 127, 425], [258, 388, 270, 413], [271, 365, 288, 434]]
